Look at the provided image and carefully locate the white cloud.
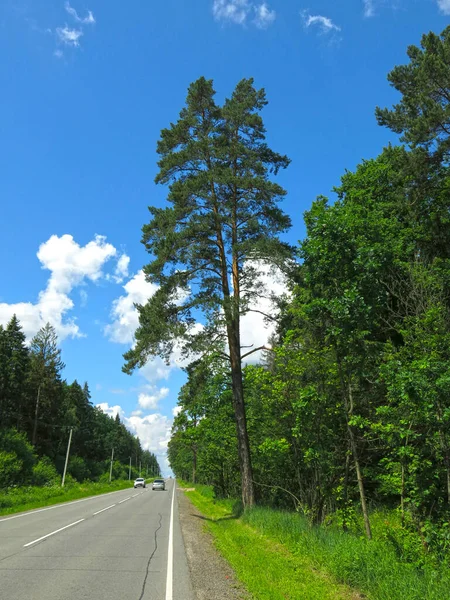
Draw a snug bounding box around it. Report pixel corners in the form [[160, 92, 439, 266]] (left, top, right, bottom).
[[65, 2, 95, 25], [79, 289, 88, 307], [114, 254, 130, 283], [96, 402, 124, 419], [125, 412, 173, 475], [213, 0, 275, 27], [302, 12, 341, 33], [437, 0, 450, 14], [96, 401, 173, 475], [106, 270, 198, 382], [138, 387, 170, 410], [213, 0, 251, 24], [239, 262, 289, 364], [56, 26, 83, 47], [138, 358, 172, 383], [105, 270, 159, 345], [0, 234, 118, 341], [254, 3, 276, 28], [54, 49, 64, 59], [363, 0, 375, 17], [172, 406, 182, 417]]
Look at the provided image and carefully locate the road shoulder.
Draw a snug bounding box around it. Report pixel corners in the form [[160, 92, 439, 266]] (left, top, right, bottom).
[[177, 488, 250, 600]]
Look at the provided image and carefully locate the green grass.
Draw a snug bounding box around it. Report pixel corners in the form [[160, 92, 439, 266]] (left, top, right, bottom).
[[179, 482, 450, 600], [0, 479, 137, 516], [178, 481, 360, 600], [243, 508, 450, 600]]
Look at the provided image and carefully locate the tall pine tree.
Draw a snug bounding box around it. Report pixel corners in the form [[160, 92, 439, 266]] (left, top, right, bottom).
[[124, 77, 292, 507]]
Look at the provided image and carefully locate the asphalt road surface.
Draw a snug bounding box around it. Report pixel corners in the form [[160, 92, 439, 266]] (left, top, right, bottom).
[[0, 479, 194, 600]]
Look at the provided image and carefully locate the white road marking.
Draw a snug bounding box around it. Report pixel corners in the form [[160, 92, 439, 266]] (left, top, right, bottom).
[[24, 519, 85, 547], [118, 497, 131, 504], [131, 494, 139, 498], [0, 488, 135, 523], [93, 504, 116, 516], [165, 481, 175, 600]]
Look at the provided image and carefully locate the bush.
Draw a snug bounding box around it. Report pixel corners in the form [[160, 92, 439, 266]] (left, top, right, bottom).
[[32, 457, 60, 486], [98, 472, 111, 484], [0, 451, 23, 487], [61, 473, 76, 487], [0, 428, 36, 485], [68, 456, 89, 482]]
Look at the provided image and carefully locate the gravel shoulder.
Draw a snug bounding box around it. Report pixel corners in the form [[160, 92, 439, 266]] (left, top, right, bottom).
[[177, 488, 251, 600]]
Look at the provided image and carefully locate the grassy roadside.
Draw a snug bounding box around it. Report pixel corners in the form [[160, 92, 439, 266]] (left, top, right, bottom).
[[0, 479, 145, 516], [179, 482, 450, 600], [178, 482, 361, 600]]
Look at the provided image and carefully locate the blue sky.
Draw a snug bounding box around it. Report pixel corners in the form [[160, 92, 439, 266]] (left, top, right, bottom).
[[0, 0, 448, 473]]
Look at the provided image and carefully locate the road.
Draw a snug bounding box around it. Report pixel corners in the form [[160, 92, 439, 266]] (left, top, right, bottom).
[[0, 479, 194, 600]]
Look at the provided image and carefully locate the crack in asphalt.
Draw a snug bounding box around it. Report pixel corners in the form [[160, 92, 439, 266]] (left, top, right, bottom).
[[138, 512, 163, 600]]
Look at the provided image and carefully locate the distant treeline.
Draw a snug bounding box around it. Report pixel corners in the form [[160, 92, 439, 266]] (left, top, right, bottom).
[[0, 318, 159, 487]]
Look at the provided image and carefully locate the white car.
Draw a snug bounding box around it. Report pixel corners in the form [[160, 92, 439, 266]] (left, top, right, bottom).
[[152, 478, 165, 491], [134, 477, 146, 488]]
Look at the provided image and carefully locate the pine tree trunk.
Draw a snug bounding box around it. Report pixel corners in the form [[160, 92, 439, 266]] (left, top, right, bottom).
[[32, 385, 41, 446], [229, 330, 255, 509]]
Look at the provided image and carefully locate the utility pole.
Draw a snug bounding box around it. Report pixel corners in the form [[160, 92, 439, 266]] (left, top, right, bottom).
[[61, 428, 73, 487], [109, 447, 114, 483], [129, 456, 132, 480]]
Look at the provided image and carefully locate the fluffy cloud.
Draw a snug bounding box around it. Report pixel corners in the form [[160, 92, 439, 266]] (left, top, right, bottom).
[[96, 402, 124, 419], [138, 387, 170, 410], [126, 412, 173, 471], [213, 0, 250, 24], [106, 261, 286, 380], [65, 2, 95, 24], [96, 403, 173, 475], [302, 12, 341, 34], [0, 234, 118, 341], [437, 0, 450, 14], [105, 271, 197, 382], [254, 3, 276, 28], [56, 26, 83, 47], [213, 0, 276, 27], [114, 254, 130, 283], [172, 406, 182, 417], [105, 270, 159, 345], [238, 262, 289, 363], [363, 0, 375, 17]]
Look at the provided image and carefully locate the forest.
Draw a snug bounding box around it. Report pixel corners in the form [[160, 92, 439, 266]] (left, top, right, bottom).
[[164, 25, 450, 554], [0, 319, 159, 488]]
